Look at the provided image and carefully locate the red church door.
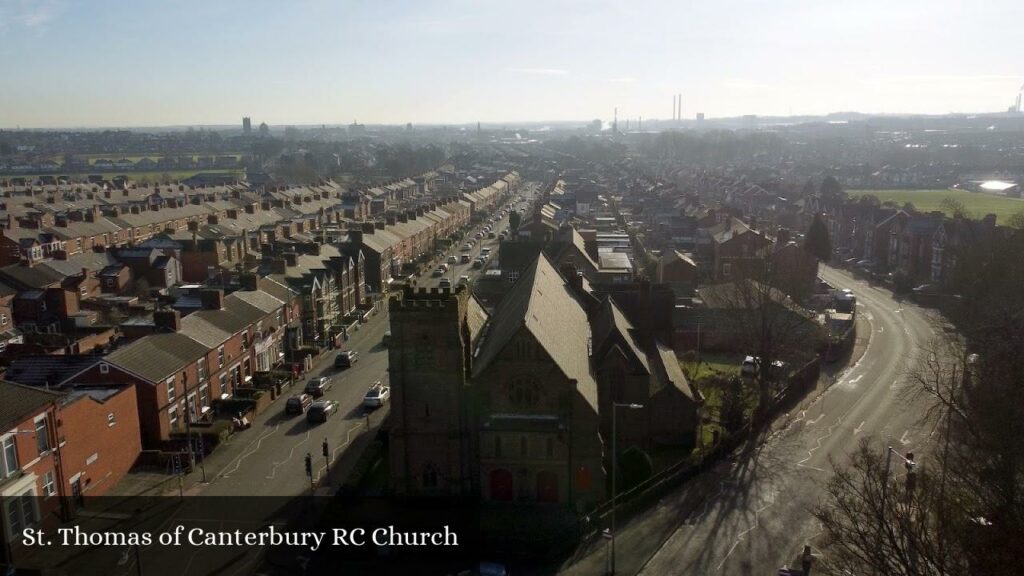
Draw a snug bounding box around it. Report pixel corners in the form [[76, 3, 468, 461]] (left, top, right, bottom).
[[490, 469, 514, 501], [536, 471, 559, 503]]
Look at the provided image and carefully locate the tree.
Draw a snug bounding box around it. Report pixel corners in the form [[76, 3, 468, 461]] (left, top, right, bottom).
[[508, 210, 522, 232], [804, 213, 832, 262], [939, 197, 970, 219], [1006, 210, 1024, 230]]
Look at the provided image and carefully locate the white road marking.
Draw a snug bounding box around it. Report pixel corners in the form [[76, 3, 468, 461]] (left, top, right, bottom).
[[218, 423, 281, 480], [266, 430, 311, 479], [853, 421, 866, 435], [806, 413, 826, 426], [899, 429, 911, 445]]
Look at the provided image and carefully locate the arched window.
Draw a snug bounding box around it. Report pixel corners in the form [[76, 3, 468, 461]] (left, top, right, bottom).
[[508, 376, 540, 409]]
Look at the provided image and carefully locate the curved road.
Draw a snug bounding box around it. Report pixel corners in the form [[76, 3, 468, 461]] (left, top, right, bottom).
[[567, 266, 941, 575]]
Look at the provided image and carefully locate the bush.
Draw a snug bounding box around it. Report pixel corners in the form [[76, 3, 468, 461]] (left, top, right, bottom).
[[618, 446, 654, 492]]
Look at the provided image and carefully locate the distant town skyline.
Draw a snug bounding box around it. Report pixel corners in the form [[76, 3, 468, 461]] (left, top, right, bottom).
[[1, 0, 1021, 128]]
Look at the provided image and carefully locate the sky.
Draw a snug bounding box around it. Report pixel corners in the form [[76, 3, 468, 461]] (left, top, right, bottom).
[[1, 0, 1022, 128]]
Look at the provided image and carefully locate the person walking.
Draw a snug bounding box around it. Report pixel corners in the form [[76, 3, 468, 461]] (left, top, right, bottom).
[[801, 545, 814, 575]]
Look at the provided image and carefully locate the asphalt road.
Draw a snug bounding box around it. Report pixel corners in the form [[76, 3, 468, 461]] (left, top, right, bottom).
[[566, 265, 942, 575], [200, 308, 392, 497]]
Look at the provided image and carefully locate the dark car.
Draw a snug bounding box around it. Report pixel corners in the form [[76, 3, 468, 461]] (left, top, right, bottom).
[[285, 394, 313, 415], [335, 350, 358, 369], [307, 400, 339, 423], [304, 377, 332, 397]]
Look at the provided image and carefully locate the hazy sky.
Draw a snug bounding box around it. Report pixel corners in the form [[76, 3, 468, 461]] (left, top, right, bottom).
[[1, 0, 1021, 128]]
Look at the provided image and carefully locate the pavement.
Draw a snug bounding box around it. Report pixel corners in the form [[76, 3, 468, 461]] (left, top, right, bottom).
[[562, 265, 941, 576]]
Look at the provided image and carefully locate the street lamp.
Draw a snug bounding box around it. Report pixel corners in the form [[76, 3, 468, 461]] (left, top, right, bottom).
[[608, 402, 644, 576], [877, 445, 917, 573]]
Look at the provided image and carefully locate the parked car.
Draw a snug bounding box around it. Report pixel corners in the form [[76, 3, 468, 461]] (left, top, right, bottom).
[[439, 278, 452, 288], [472, 260, 484, 269], [363, 381, 390, 408], [481, 248, 491, 257], [335, 350, 359, 368], [458, 275, 471, 287], [461, 243, 472, 252], [447, 256, 458, 265], [305, 377, 332, 397], [285, 394, 313, 415], [460, 254, 472, 264], [307, 400, 339, 423], [487, 232, 496, 239], [433, 267, 445, 277]]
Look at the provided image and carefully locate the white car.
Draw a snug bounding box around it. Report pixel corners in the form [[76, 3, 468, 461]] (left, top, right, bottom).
[[363, 381, 390, 408]]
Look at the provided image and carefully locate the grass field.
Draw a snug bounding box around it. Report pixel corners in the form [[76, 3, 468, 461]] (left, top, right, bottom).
[[848, 188, 1024, 223]]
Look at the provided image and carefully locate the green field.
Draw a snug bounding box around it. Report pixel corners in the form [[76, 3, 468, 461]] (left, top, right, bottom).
[[848, 188, 1024, 223]]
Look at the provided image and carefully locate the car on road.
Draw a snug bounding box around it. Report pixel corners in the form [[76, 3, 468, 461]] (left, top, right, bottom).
[[335, 350, 358, 369], [472, 260, 484, 269], [432, 267, 445, 277], [461, 243, 472, 252], [487, 232, 496, 239], [458, 275, 471, 287], [285, 394, 313, 415], [439, 278, 452, 288], [307, 400, 339, 423], [305, 377, 332, 397], [475, 232, 484, 239], [481, 248, 491, 257], [460, 254, 471, 264], [363, 381, 390, 408], [447, 256, 458, 265]]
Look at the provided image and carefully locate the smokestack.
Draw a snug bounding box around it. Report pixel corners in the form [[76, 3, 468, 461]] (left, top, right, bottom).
[[672, 95, 676, 121], [677, 93, 682, 122], [613, 107, 617, 133]]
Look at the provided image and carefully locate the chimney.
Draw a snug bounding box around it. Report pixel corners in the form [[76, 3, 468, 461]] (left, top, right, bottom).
[[349, 229, 364, 244], [207, 214, 219, 225], [302, 242, 321, 256], [374, 221, 385, 230], [187, 220, 199, 232], [283, 252, 298, 267], [200, 289, 224, 310], [154, 309, 181, 332], [270, 258, 287, 274], [240, 273, 258, 291]]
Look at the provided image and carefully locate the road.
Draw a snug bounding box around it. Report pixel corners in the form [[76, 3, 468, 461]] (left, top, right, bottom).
[[193, 181, 539, 497], [566, 265, 942, 575]]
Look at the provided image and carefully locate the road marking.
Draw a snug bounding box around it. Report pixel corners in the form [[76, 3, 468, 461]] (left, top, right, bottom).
[[797, 416, 842, 473], [266, 430, 311, 479], [313, 422, 367, 484], [807, 413, 826, 426], [877, 326, 884, 333], [853, 421, 866, 435], [847, 374, 864, 385], [715, 488, 779, 571], [218, 423, 281, 480], [899, 429, 911, 445]]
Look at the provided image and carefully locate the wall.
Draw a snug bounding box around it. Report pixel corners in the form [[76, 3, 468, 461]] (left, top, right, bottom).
[[58, 385, 141, 497]]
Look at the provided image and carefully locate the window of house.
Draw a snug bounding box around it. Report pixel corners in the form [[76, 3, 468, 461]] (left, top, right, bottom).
[[722, 262, 731, 277], [197, 358, 207, 382], [80, 286, 87, 297], [199, 384, 210, 408], [166, 377, 176, 404], [5, 490, 38, 536], [508, 270, 520, 284], [1, 434, 17, 479], [0, 314, 6, 326], [99, 363, 109, 374], [107, 413, 116, 427], [219, 373, 228, 397], [42, 472, 56, 497], [34, 417, 49, 455], [217, 346, 225, 369], [168, 405, 178, 429]]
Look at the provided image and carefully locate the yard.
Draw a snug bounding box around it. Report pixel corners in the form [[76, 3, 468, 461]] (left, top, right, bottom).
[[848, 188, 1024, 224], [680, 353, 758, 451]]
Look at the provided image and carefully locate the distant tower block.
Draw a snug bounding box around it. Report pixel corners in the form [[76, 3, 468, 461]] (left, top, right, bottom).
[[242, 117, 252, 134], [696, 112, 705, 121]]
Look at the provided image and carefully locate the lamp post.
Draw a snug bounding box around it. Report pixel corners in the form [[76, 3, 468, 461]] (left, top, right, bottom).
[[877, 445, 917, 573], [609, 402, 644, 576]]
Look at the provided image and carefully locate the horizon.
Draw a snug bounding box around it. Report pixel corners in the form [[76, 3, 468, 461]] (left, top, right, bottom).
[[2, 0, 1022, 128]]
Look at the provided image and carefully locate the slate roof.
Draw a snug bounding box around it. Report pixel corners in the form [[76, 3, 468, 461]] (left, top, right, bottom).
[[591, 297, 650, 374], [104, 333, 209, 383], [0, 263, 65, 289], [5, 355, 101, 388], [650, 341, 700, 402], [473, 254, 597, 411], [0, 380, 60, 429]]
